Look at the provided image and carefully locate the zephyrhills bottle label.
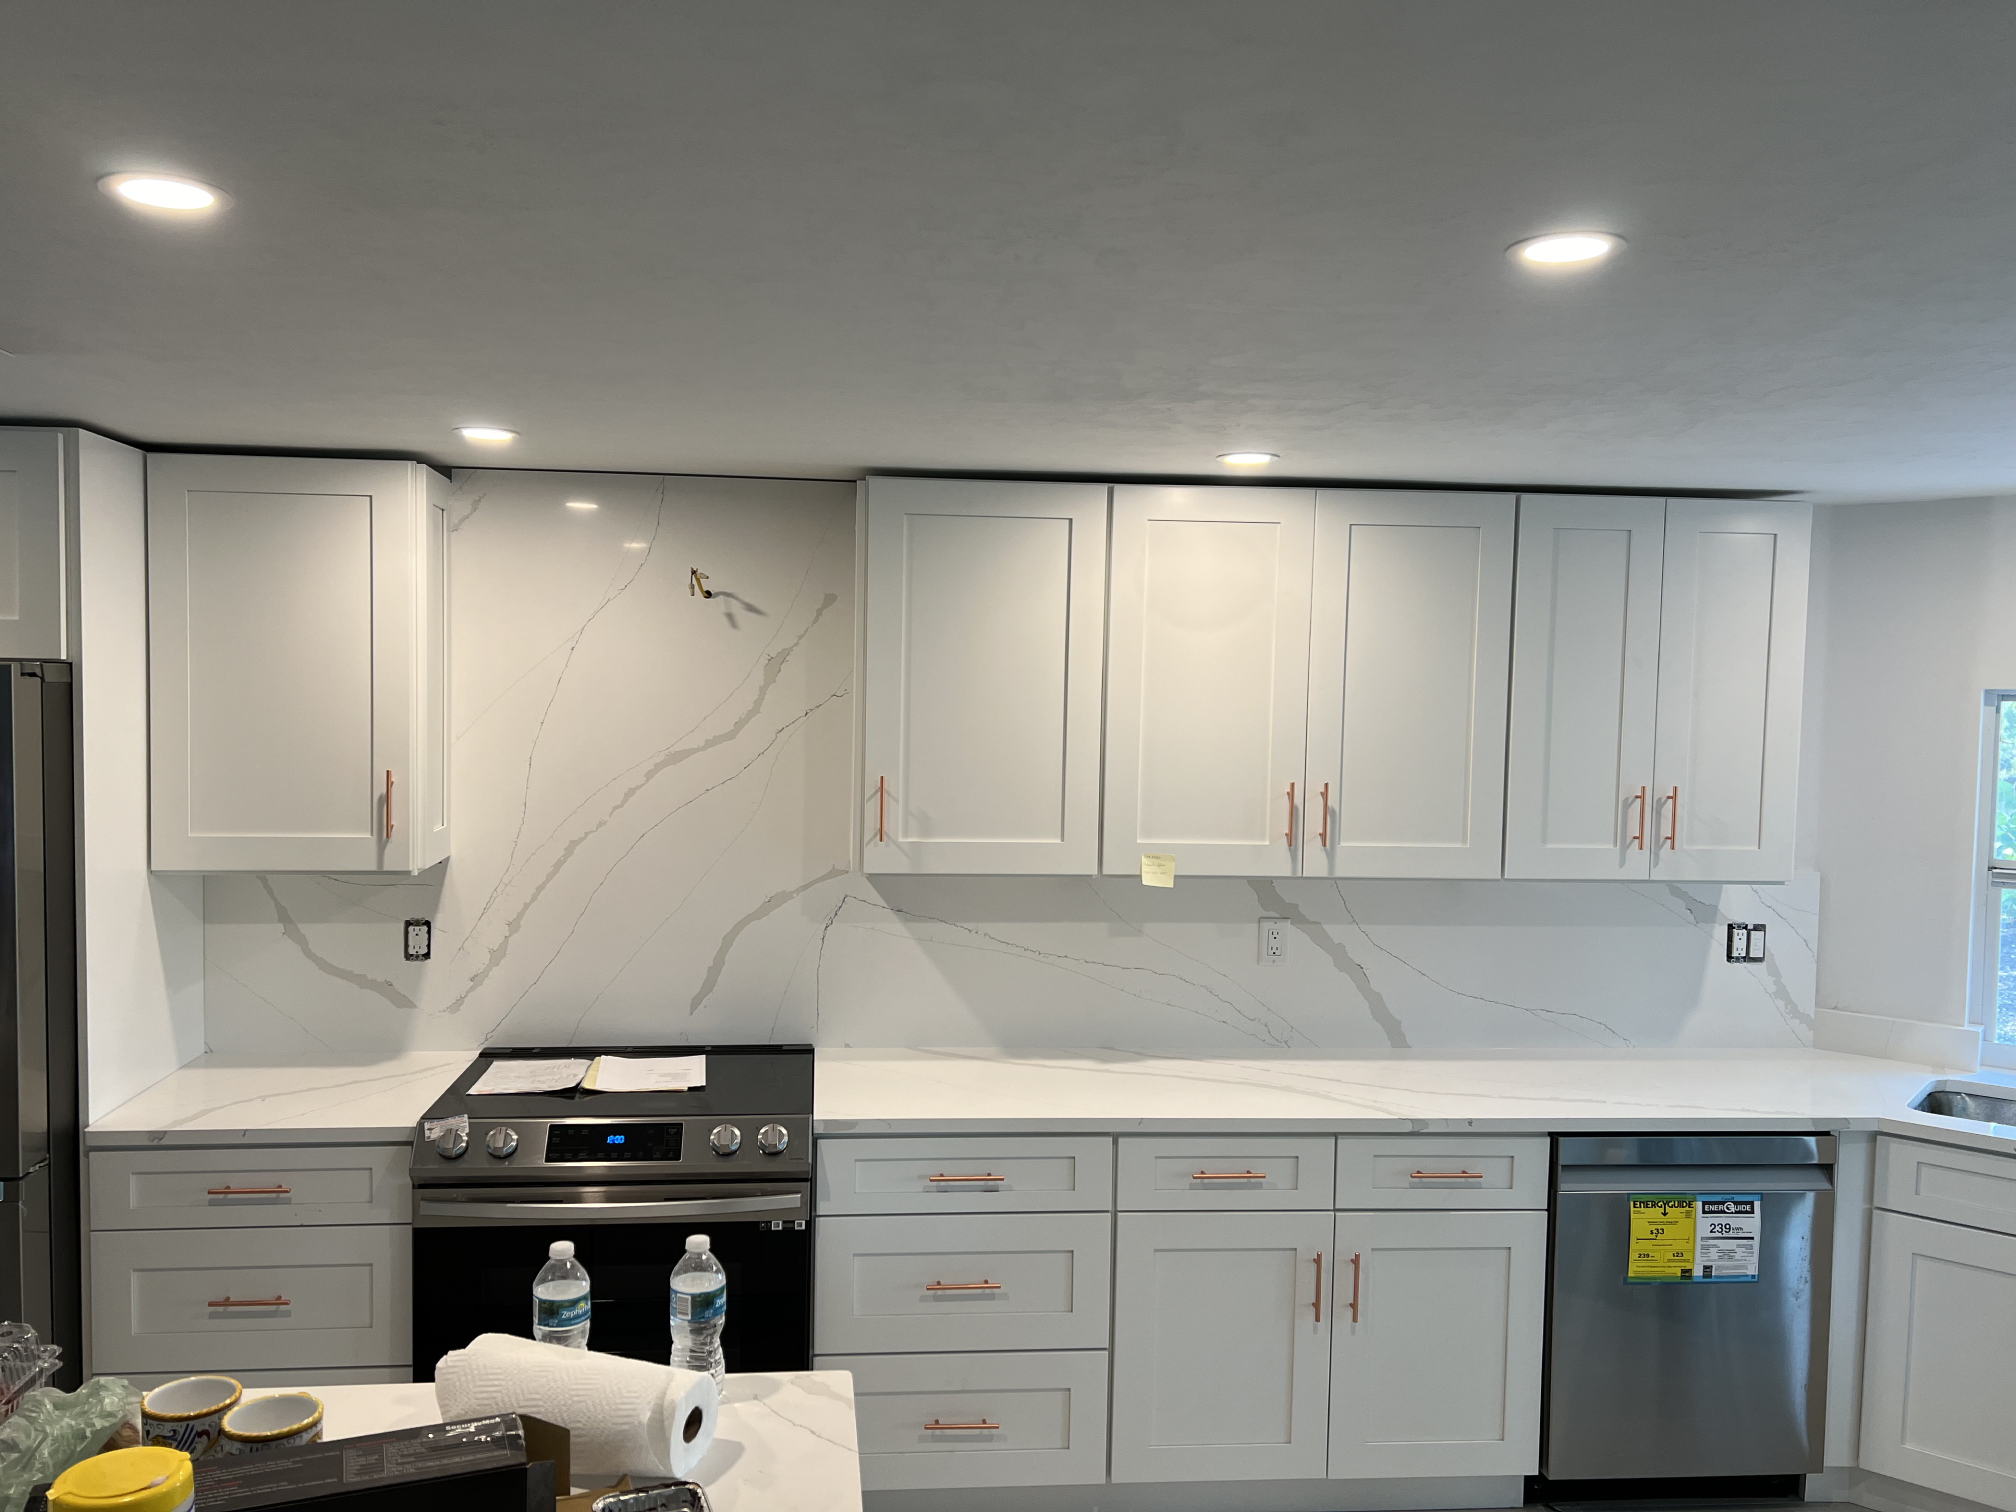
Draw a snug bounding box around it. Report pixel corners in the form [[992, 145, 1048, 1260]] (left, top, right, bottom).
[[674, 1282, 726, 1323], [538, 1294, 591, 1330]]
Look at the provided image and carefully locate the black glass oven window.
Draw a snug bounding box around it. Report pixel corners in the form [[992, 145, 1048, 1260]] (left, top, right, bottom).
[[543, 1122, 684, 1162]]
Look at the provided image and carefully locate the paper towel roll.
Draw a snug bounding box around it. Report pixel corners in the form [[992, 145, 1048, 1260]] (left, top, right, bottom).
[[435, 1333, 720, 1477]]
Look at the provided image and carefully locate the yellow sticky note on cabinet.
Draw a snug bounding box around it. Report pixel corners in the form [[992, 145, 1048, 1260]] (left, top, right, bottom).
[[1141, 854, 1176, 888]]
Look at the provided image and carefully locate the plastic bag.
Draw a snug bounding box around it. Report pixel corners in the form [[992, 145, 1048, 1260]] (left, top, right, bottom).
[[0, 1377, 142, 1512]]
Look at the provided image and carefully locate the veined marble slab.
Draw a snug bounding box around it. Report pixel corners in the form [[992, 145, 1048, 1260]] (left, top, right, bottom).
[[86, 1051, 469, 1146], [815, 1047, 2016, 1155]]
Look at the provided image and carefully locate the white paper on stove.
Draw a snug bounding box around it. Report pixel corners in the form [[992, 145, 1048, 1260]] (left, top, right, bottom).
[[582, 1054, 707, 1093], [468, 1058, 591, 1095]]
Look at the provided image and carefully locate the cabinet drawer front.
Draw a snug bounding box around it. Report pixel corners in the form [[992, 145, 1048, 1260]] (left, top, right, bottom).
[[817, 1137, 1112, 1214], [1335, 1136, 1550, 1210], [91, 1225, 410, 1374], [1118, 1136, 1334, 1209], [1877, 1136, 2016, 1238], [91, 1147, 411, 1230], [816, 1213, 1110, 1354], [817, 1350, 1108, 1490]]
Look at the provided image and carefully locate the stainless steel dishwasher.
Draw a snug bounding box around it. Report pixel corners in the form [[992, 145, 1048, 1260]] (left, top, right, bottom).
[[1543, 1135, 1834, 1482]]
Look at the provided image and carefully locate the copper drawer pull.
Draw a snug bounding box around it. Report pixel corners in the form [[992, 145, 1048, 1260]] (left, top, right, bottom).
[[206, 1186, 292, 1196], [924, 1419, 1000, 1431], [1664, 785, 1678, 850], [926, 1173, 1006, 1183], [1348, 1252, 1361, 1322], [1318, 782, 1330, 848], [1313, 1251, 1323, 1324], [385, 769, 395, 840], [1631, 785, 1647, 851], [1285, 781, 1296, 845], [1408, 1170, 1485, 1180], [207, 1296, 289, 1309], [1191, 1170, 1267, 1180], [924, 1280, 1001, 1292]]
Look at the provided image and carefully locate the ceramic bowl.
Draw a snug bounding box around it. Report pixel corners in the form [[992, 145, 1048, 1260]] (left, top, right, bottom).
[[219, 1392, 324, 1456], [141, 1375, 243, 1461]]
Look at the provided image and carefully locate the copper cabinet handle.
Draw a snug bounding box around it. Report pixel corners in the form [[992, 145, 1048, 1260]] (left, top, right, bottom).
[[1191, 1170, 1266, 1180], [1664, 786, 1678, 850], [1318, 782, 1329, 848], [1285, 781, 1296, 845], [1632, 785, 1647, 851], [924, 1280, 1001, 1292], [1408, 1170, 1485, 1180], [924, 1420, 1000, 1431], [1349, 1251, 1361, 1323], [206, 1186, 292, 1196], [877, 776, 886, 843], [1313, 1251, 1323, 1324], [385, 769, 395, 840], [926, 1173, 1006, 1183], [207, 1296, 289, 1309]]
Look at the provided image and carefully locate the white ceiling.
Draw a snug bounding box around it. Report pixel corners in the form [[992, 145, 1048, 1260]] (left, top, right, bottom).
[[4, 1, 2012, 503]]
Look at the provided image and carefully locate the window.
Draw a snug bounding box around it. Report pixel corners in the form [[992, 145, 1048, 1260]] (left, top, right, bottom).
[[1974, 694, 2016, 1066]]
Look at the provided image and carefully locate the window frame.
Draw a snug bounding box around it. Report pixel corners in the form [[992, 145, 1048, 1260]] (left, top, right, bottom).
[[1969, 691, 2016, 1069]]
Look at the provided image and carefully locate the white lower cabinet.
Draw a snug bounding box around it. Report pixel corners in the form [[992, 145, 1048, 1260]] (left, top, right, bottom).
[[819, 1350, 1109, 1490], [1110, 1209, 1333, 1483], [1861, 1208, 2016, 1510], [1328, 1209, 1546, 1478]]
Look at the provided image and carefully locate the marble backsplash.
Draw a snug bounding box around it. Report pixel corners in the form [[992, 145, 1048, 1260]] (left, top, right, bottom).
[[201, 469, 1819, 1057]]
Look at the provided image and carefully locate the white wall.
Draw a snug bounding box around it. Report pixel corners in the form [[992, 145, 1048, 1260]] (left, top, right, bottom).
[[73, 430, 204, 1119], [197, 470, 1819, 1057]]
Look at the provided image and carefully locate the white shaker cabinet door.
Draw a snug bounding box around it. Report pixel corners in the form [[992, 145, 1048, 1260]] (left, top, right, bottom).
[[1104, 487, 1314, 878], [1649, 500, 1809, 883], [149, 455, 449, 873], [1306, 490, 1515, 878], [1861, 1210, 2016, 1511], [1110, 1209, 1333, 1483], [861, 478, 1108, 874], [0, 429, 67, 659], [1327, 1209, 1546, 1479], [1503, 496, 1665, 879]]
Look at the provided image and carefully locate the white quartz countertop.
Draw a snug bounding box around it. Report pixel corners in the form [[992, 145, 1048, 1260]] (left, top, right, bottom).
[[813, 1047, 2016, 1154], [86, 1051, 470, 1146], [241, 1374, 859, 1512], [85, 1045, 2016, 1158]]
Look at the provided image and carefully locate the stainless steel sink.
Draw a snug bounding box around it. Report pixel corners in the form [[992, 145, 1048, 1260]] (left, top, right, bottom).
[[1916, 1084, 2016, 1126]]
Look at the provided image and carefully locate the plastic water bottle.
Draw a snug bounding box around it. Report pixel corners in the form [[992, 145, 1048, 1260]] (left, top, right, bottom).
[[533, 1240, 592, 1349], [670, 1233, 726, 1381]]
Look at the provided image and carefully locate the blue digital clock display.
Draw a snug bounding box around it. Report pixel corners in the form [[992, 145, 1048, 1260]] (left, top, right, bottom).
[[544, 1122, 681, 1162], [607, 1134, 626, 1144]]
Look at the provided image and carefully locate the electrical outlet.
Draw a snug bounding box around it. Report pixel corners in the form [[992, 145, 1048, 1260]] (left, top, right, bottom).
[[1260, 917, 1288, 966], [404, 918, 432, 962], [1725, 923, 1766, 963]]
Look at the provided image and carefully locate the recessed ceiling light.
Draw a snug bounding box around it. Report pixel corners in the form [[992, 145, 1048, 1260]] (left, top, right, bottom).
[[566, 500, 599, 511], [622, 541, 648, 549], [1509, 232, 1624, 266], [456, 426, 517, 443], [99, 173, 224, 211], [1218, 452, 1279, 466]]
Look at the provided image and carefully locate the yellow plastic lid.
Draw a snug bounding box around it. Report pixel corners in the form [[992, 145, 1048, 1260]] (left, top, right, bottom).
[[49, 1447, 194, 1512]]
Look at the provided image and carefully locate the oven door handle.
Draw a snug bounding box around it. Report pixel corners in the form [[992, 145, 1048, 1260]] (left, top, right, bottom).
[[417, 1194, 804, 1221]]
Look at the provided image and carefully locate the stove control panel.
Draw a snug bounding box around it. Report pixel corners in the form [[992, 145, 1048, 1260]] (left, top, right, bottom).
[[411, 1115, 809, 1177]]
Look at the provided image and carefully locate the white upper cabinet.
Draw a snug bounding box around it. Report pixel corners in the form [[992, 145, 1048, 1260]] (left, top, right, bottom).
[[1649, 500, 1809, 883], [861, 478, 1108, 874], [149, 455, 450, 873], [1503, 496, 1666, 879], [1104, 486, 1314, 878], [1305, 490, 1515, 879], [0, 429, 68, 659]]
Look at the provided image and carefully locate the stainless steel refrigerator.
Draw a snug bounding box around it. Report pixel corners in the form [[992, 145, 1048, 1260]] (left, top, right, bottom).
[[0, 663, 79, 1387]]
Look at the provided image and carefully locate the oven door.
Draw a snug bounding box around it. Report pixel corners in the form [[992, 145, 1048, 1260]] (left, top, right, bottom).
[[412, 1183, 811, 1380]]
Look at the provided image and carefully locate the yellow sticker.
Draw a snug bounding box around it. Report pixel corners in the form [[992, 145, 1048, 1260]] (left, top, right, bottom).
[[1628, 1195, 1697, 1281], [1140, 853, 1176, 888]]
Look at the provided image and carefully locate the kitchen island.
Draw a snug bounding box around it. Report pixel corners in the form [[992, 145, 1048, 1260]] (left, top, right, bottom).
[[249, 1372, 860, 1512]]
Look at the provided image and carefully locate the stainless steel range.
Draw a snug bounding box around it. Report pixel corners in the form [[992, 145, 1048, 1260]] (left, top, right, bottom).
[[409, 1045, 812, 1378]]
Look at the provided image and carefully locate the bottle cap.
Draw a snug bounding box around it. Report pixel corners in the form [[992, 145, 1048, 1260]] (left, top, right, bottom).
[[685, 1233, 709, 1253], [549, 1240, 574, 1259]]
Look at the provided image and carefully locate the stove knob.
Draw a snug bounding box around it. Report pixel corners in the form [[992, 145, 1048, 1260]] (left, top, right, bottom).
[[485, 1126, 519, 1159], [710, 1123, 742, 1156], [757, 1123, 790, 1157], [434, 1126, 469, 1159]]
